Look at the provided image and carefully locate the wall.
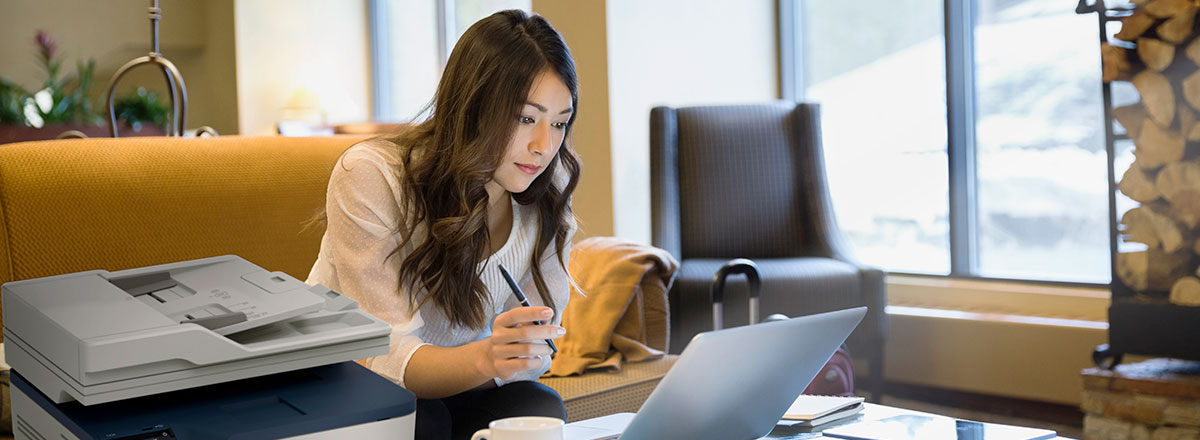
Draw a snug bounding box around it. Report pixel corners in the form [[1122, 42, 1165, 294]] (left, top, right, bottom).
[[74, 0, 777, 241], [605, 0, 779, 243], [531, 0, 615, 238], [0, 0, 239, 135], [233, 0, 371, 136], [197, 1, 239, 135]]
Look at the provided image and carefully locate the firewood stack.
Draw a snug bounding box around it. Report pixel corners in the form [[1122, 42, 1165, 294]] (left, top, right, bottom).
[[1081, 358, 1200, 440], [1110, 0, 1200, 307]]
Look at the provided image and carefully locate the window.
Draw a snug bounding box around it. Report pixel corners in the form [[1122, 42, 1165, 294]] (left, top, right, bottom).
[[786, 0, 1111, 284], [796, 1, 950, 275], [972, 1, 1108, 283], [448, 0, 532, 50], [369, 0, 530, 123]]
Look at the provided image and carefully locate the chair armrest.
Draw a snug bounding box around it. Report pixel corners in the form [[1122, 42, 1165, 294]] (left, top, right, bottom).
[[857, 266, 888, 341]]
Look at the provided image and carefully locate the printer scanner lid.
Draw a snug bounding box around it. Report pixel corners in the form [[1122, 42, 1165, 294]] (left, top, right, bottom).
[[2, 255, 391, 404]]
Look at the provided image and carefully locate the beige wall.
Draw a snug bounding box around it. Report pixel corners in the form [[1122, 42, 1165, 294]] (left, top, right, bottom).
[[197, 1, 239, 135], [233, 0, 371, 136], [0, 0, 239, 135], [606, 0, 779, 243], [532, 0, 615, 239]]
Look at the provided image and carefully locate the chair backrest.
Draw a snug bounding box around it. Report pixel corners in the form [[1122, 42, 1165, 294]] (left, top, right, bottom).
[[650, 101, 830, 260]]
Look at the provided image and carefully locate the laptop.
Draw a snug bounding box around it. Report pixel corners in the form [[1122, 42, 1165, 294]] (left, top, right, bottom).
[[564, 306, 867, 440]]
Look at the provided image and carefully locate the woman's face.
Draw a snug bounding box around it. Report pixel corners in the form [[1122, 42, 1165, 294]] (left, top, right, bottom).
[[492, 68, 573, 194]]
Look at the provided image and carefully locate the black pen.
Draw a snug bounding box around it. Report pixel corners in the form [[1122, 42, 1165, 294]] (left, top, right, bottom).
[[497, 263, 558, 355]]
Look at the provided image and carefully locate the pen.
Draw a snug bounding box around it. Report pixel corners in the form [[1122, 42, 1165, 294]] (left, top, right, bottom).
[[497, 263, 558, 355]]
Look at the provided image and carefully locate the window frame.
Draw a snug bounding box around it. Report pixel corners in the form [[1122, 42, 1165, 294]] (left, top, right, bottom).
[[779, 0, 1109, 289], [368, 0, 392, 120], [367, 0, 455, 120]]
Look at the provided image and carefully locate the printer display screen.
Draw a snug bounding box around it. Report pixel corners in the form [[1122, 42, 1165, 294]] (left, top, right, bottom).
[[113, 429, 176, 440]]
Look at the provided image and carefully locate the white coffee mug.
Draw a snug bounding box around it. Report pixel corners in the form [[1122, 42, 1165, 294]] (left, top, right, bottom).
[[471, 416, 564, 440]]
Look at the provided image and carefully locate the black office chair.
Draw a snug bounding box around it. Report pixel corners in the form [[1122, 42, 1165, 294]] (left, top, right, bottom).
[[650, 101, 887, 402]]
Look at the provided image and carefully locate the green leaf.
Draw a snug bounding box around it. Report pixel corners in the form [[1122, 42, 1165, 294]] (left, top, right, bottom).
[[0, 78, 30, 124], [114, 87, 170, 130], [5, 32, 103, 126]]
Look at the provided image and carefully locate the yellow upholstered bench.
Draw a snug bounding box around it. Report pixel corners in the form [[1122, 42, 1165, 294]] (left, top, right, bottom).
[[0, 135, 674, 431]]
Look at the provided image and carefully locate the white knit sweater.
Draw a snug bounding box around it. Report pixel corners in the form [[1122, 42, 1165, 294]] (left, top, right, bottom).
[[305, 139, 574, 388]]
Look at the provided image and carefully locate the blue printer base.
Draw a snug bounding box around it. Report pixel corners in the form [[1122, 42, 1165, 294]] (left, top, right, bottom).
[[11, 362, 415, 440]]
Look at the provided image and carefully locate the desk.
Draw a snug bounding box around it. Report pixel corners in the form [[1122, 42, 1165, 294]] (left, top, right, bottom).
[[765, 403, 1076, 439]]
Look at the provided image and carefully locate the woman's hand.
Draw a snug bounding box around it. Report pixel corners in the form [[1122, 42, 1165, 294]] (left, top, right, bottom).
[[476, 306, 565, 381]]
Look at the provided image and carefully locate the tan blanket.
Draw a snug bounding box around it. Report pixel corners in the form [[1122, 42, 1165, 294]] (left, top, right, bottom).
[[546, 237, 679, 377]]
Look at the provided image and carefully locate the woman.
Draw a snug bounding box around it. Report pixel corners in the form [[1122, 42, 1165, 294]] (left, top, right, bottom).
[[305, 9, 581, 440]]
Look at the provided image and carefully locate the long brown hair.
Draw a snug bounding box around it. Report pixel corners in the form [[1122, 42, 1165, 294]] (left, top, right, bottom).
[[387, 10, 580, 329]]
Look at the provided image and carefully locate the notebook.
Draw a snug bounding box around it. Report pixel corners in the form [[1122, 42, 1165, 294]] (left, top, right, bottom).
[[781, 394, 865, 422], [822, 414, 1057, 440], [777, 402, 864, 427]]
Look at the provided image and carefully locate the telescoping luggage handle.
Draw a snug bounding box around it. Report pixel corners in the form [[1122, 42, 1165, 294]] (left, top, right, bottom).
[[710, 258, 762, 331]]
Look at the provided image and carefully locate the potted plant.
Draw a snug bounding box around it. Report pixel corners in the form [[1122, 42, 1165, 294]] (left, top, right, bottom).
[[0, 31, 167, 144]]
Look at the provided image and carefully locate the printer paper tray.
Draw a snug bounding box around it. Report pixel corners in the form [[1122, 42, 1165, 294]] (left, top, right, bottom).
[[6, 331, 389, 405]]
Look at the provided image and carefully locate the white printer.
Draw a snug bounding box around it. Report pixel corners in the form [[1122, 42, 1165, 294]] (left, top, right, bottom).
[[2, 255, 416, 440]]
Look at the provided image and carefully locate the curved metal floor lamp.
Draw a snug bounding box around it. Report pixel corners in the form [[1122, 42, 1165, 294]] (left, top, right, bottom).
[[63, 0, 218, 139]]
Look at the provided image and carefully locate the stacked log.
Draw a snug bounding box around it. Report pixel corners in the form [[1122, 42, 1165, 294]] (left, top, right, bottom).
[[1081, 358, 1200, 440], [1110, 0, 1200, 306]]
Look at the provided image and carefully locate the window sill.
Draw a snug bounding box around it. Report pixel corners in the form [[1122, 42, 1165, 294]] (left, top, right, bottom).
[[881, 275, 1110, 406], [886, 274, 1110, 322]]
